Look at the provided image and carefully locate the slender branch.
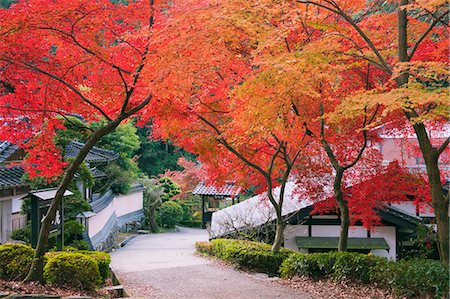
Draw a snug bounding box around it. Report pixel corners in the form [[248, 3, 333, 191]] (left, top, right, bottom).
[[343, 105, 379, 170], [319, 104, 341, 171], [34, 26, 132, 74], [196, 114, 269, 178], [437, 137, 449, 156], [2, 57, 112, 121], [408, 10, 449, 61], [0, 105, 94, 132], [298, 0, 392, 74], [123, 95, 152, 116]]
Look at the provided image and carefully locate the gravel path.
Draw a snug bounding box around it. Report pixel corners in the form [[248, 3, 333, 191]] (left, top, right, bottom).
[[110, 227, 315, 299]]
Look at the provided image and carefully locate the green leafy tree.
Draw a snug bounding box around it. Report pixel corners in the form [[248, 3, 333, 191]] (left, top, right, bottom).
[[137, 123, 195, 177], [159, 177, 181, 202], [139, 176, 163, 233], [157, 201, 183, 228]]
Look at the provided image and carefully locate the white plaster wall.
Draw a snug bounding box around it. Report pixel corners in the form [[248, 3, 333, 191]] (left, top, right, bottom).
[[310, 225, 368, 237], [311, 225, 339, 237], [114, 192, 143, 217], [88, 202, 115, 238], [391, 201, 416, 216], [371, 226, 396, 260], [11, 198, 22, 214], [284, 224, 308, 252]]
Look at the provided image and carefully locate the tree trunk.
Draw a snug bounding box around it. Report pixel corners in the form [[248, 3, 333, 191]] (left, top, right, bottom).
[[412, 122, 449, 264], [24, 118, 122, 283], [333, 169, 349, 252], [272, 215, 284, 252], [396, 0, 449, 264], [149, 207, 158, 233]]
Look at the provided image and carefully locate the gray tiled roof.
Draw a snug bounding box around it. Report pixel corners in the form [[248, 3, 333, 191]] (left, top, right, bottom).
[[0, 141, 19, 164], [193, 182, 241, 197], [65, 141, 119, 163], [0, 166, 26, 189]]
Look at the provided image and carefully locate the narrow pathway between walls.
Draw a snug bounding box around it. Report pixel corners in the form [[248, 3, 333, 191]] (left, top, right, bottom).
[[110, 227, 316, 299]]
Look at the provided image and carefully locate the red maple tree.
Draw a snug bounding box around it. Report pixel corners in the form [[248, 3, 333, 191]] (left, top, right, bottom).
[[0, 0, 161, 281]]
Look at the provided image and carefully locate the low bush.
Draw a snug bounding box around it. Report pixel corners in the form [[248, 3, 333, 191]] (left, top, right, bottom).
[[211, 239, 294, 275], [45, 249, 111, 283], [44, 252, 101, 290], [10, 224, 31, 244], [0, 243, 35, 280], [332, 252, 387, 283], [385, 259, 449, 298], [158, 201, 184, 228], [280, 252, 338, 279], [195, 241, 213, 255], [281, 252, 448, 298], [81, 251, 111, 282], [68, 239, 90, 250]]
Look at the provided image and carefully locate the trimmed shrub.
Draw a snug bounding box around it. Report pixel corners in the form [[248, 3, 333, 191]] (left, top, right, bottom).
[[280, 252, 338, 279], [45, 249, 111, 283], [0, 243, 35, 280], [158, 201, 184, 228], [211, 239, 294, 275], [387, 259, 449, 298], [44, 252, 101, 290], [82, 251, 111, 282], [332, 252, 387, 283], [280, 251, 449, 298], [196, 241, 213, 255]]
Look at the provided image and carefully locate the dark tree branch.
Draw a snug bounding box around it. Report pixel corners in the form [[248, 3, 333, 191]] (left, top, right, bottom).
[[2, 57, 112, 121], [437, 137, 449, 155], [408, 10, 449, 61]]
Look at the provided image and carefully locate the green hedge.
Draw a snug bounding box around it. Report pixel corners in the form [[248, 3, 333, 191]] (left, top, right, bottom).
[[81, 251, 111, 282], [198, 239, 449, 298], [211, 239, 295, 275], [281, 252, 449, 298], [0, 243, 35, 280], [44, 252, 101, 290], [46, 248, 111, 283], [195, 241, 213, 255]]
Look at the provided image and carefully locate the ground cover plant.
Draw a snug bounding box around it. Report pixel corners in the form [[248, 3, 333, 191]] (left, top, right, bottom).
[[197, 239, 449, 298]]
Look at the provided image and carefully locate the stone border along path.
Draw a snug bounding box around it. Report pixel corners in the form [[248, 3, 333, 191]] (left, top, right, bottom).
[[110, 227, 316, 299]]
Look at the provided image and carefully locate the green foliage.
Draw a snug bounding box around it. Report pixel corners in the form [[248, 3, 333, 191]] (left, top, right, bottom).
[[68, 239, 90, 250], [93, 121, 141, 159], [55, 116, 91, 150], [159, 177, 181, 202], [63, 188, 92, 219], [105, 163, 134, 194], [211, 239, 294, 275], [157, 201, 184, 228], [280, 252, 449, 298], [0, 0, 15, 9], [401, 223, 439, 260], [10, 223, 31, 244], [375, 258, 449, 298], [64, 220, 85, 244], [81, 251, 111, 282], [137, 123, 196, 177], [195, 241, 213, 255], [0, 243, 35, 280], [173, 199, 191, 222], [44, 252, 102, 290]]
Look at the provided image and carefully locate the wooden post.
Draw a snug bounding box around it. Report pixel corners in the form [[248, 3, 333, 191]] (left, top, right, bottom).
[[201, 195, 206, 229]]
